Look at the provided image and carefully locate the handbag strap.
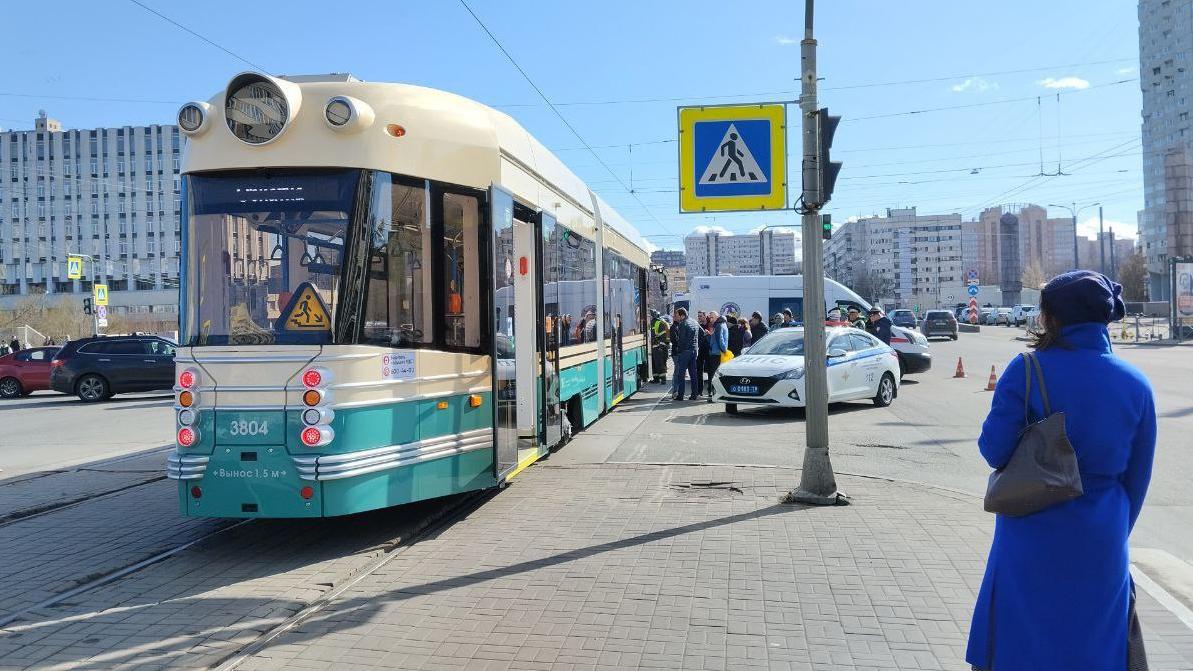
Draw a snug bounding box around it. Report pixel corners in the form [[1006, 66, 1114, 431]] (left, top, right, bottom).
[[1023, 352, 1034, 425], [1024, 352, 1053, 417]]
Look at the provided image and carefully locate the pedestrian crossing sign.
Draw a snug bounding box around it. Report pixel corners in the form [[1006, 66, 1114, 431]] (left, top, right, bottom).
[[67, 256, 83, 280], [93, 284, 108, 306], [277, 282, 331, 331], [679, 103, 787, 213]]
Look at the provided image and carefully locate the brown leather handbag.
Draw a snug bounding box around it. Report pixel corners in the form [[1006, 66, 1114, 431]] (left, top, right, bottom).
[[983, 353, 1083, 516]]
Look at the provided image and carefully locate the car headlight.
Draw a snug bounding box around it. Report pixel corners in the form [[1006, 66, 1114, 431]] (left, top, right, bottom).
[[780, 367, 805, 380]]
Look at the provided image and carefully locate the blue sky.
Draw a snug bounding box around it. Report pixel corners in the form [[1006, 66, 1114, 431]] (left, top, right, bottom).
[[0, 0, 1142, 249]]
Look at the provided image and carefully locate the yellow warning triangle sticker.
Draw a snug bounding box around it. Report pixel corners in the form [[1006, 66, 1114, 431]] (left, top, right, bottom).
[[279, 282, 331, 331]]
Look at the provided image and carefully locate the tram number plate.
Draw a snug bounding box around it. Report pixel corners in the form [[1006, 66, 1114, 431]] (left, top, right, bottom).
[[228, 420, 269, 436]]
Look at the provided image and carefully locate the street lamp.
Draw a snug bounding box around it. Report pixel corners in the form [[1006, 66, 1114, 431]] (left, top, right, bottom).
[[1048, 202, 1100, 270]]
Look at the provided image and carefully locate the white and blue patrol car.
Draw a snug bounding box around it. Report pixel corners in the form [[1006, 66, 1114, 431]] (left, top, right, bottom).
[[712, 326, 901, 414]]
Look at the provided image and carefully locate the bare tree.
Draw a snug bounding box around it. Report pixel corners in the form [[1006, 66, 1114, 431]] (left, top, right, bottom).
[[1117, 251, 1148, 302], [850, 270, 894, 304], [1020, 263, 1047, 290]]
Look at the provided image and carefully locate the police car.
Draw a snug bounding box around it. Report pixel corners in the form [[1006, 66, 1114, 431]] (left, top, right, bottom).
[[712, 326, 901, 414]]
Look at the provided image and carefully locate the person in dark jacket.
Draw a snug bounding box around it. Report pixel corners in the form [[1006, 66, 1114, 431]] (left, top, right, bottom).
[[749, 312, 769, 343], [738, 317, 752, 349], [9, 338, 21, 353], [967, 270, 1156, 671], [865, 307, 893, 345], [695, 313, 710, 399], [727, 315, 746, 357], [669, 308, 700, 401]]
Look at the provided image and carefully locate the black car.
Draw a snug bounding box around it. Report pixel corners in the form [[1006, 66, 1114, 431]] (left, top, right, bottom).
[[50, 335, 177, 401], [921, 310, 959, 340]]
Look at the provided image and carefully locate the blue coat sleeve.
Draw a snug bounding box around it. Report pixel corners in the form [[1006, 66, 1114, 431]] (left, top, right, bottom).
[[978, 354, 1028, 469], [718, 324, 729, 352], [1123, 387, 1157, 531]]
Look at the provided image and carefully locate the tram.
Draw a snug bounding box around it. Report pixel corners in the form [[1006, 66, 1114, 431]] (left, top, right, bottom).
[[166, 72, 656, 517]]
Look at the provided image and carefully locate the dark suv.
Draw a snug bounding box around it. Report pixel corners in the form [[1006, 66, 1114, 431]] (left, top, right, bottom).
[[921, 310, 959, 340], [50, 336, 177, 402]]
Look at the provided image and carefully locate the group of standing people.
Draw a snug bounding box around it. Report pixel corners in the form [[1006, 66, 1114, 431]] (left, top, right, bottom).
[[660, 309, 770, 402]]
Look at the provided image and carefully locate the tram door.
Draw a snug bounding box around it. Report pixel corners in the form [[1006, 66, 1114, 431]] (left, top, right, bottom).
[[490, 187, 519, 478], [539, 212, 563, 447]]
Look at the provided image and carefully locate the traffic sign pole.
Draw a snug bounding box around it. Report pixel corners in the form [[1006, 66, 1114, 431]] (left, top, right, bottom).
[[784, 0, 842, 507]]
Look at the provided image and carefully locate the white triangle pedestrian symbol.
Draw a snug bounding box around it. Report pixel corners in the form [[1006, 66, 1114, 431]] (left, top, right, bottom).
[[699, 124, 767, 185]]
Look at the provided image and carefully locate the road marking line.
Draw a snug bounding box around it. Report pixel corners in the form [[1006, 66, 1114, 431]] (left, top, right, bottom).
[[1131, 564, 1193, 632]]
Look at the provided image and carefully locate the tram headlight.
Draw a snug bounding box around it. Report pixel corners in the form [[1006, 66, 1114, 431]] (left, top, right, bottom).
[[322, 96, 374, 133], [223, 72, 301, 145], [177, 102, 211, 136], [302, 407, 334, 426]]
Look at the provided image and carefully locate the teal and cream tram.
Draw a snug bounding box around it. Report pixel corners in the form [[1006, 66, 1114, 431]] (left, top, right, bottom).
[[167, 72, 656, 517]]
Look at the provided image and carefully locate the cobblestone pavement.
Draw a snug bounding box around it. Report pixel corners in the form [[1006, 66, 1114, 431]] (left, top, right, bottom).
[[218, 463, 1193, 671], [0, 448, 170, 521], [0, 478, 224, 621], [0, 495, 466, 669]]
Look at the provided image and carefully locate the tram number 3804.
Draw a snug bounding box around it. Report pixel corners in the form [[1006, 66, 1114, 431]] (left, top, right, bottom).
[[228, 420, 270, 437]]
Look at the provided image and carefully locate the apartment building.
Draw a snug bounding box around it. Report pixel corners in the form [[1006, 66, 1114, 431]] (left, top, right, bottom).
[[684, 229, 799, 279], [0, 111, 182, 318], [824, 207, 964, 308]]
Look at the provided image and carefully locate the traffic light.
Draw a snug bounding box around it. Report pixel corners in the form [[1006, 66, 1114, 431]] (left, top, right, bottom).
[[816, 108, 843, 207], [83, 297, 93, 315], [821, 213, 832, 240]]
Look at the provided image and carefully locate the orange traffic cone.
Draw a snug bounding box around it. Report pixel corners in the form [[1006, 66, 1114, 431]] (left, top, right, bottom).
[[953, 357, 966, 378], [985, 365, 997, 391]]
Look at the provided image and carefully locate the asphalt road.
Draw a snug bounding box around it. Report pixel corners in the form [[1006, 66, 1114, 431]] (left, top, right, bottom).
[[558, 326, 1193, 570], [0, 391, 175, 479]]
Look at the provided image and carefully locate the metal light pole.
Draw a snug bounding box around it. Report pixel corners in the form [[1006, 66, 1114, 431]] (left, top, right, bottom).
[[1049, 201, 1100, 270], [1098, 206, 1106, 275], [784, 0, 843, 506]]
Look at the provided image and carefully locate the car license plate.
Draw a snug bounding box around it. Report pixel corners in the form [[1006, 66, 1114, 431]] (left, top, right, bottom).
[[729, 384, 759, 395]]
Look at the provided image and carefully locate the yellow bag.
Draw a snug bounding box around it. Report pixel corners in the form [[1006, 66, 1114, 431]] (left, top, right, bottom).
[[720, 350, 735, 364]]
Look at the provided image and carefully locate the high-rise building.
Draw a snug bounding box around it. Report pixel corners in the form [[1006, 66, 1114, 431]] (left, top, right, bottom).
[[684, 229, 800, 279], [973, 204, 1076, 285], [662, 266, 687, 300], [649, 249, 685, 269], [1139, 0, 1193, 298], [823, 207, 964, 308], [0, 112, 183, 319]]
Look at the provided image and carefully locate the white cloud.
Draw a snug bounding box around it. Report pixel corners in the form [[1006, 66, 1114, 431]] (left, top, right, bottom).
[[1116, 66, 1137, 75], [950, 77, 997, 93], [691, 225, 733, 236], [1038, 76, 1090, 90], [774, 35, 799, 45], [1077, 216, 1137, 240]]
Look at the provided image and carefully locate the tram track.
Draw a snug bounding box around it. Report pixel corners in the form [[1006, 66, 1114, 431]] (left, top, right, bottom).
[[210, 489, 493, 670], [0, 446, 173, 527], [0, 519, 249, 629]]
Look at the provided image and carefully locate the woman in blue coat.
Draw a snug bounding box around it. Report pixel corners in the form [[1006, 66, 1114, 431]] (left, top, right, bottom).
[[967, 270, 1156, 670]]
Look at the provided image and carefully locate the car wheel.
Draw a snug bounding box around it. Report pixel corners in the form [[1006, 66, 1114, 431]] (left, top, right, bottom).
[[76, 374, 110, 402], [873, 374, 896, 407], [0, 377, 21, 399], [725, 403, 738, 415]]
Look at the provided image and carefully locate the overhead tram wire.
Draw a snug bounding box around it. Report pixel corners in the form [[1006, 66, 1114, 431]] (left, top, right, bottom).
[[456, 0, 676, 239], [126, 0, 268, 73], [491, 56, 1137, 108]]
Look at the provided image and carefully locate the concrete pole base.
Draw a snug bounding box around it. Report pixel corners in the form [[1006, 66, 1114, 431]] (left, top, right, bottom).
[[780, 489, 850, 506]]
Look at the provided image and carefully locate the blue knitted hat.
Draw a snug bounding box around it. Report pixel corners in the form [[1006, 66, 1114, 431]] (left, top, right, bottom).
[[1040, 270, 1126, 325]]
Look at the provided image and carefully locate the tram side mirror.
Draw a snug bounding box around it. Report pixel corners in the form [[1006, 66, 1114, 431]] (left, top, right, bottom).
[[827, 348, 848, 359]]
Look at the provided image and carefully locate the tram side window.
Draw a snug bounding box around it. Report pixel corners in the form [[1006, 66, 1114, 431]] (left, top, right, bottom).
[[361, 174, 433, 347], [442, 193, 481, 348]]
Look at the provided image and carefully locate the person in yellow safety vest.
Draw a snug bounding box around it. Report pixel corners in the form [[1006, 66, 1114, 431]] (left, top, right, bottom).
[[649, 310, 670, 384]]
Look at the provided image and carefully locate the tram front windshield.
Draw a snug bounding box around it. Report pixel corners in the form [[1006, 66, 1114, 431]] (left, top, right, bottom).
[[183, 169, 360, 346]]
